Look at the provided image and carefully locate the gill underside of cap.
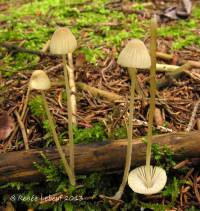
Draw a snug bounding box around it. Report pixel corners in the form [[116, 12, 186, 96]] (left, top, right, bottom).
[[128, 165, 167, 195]]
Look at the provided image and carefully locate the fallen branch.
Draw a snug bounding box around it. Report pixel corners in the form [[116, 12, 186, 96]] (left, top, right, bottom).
[[0, 131, 199, 183]]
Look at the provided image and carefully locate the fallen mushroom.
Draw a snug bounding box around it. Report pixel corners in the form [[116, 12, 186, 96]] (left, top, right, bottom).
[[29, 70, 75, 186], [0, 110, 15, 141], [112, 39, 151, 200], [50, 27, 77, 175], [128, 17, 167, 195]]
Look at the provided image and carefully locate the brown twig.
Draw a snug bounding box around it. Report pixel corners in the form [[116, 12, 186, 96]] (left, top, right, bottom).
[[1, 42, 57, 58], [186, 100, 200, 132]]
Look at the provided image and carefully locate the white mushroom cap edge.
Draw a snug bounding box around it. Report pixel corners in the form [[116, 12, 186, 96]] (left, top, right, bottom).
[[128, 165, 167, 195]]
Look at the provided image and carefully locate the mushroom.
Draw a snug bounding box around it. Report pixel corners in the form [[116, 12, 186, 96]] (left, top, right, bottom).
[[113, 39, 151, 200], [0, 111, 14, 141], [128, 17, 167, 195], [128, 166, 167, 195], [50, 27, 77, 174], [30, 70, 75, 186]]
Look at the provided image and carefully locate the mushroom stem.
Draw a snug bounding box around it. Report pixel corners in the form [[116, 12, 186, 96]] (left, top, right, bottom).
[[68, 53, 74, 69], [146, 16, 157, 188], [62, 54, 75, 177], [41, 91, 75, 186], [21, 86, 31, 119], [113, 68, 137, 199], [66, 53, 77, 125], [14, 110, 29, 151]]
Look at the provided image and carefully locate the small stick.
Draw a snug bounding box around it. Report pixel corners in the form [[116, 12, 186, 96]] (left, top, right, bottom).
[[156, 64, 179, 72], [1, 42, 57, 58], [186, 100, 200, 132], [156, 52, 173, 61], [76, 82, 124, 102], [156, 63, 191, 90], [14, 111, 29, 151]]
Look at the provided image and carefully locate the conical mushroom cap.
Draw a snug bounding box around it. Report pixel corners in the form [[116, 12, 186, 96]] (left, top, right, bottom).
[[50, 27, 77, 55], [128, 166, 167, 195], [30, 70, 51, 90], [117, 39, 151, 69]]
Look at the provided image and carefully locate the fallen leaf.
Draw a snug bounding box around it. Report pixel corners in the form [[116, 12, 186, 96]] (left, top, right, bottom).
[[0, 111, 15, 141]]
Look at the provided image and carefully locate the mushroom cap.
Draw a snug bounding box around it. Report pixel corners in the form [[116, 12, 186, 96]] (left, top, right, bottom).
[[29, 70, 51, 90], [117, 39, 151, 69], [50, 27, 77, 55], [128, 166, 167, 195]]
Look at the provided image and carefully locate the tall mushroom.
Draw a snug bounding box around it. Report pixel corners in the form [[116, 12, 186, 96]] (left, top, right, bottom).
[[113, 39, 151, 200], [128, 17, 167, 195], [29, 70, 75, 186], [50, 27, 77, 175]]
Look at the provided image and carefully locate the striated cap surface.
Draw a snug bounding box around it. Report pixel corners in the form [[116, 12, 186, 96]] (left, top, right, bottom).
[[50, 27, 77, 55], [117, 39, 151, 69]]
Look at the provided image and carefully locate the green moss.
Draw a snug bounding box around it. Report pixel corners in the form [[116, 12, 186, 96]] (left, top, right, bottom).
[[0, 0, 145, 74], [73, 123, 107, 144], [158, 6, 200, 50], [113, 126, 127, 139], [29, 95, 45, 117]]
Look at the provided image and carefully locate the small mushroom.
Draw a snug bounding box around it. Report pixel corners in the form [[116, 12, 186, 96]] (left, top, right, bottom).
[[113, 39, 151, 200], [50, 27, 77, 56], [128, 166, 167, 195], [29, 70, 50, 90], [30, 70, 75, 186], [128, 17, 167, 195], [50, 27, 77, 174], [0, 111, 14, 141]]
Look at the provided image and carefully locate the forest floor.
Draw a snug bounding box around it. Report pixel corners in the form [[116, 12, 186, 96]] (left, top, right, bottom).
[[0, 0, 200, 210]]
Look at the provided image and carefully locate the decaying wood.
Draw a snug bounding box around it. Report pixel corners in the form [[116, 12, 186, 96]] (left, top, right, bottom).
[[0, 131, 199, 183]]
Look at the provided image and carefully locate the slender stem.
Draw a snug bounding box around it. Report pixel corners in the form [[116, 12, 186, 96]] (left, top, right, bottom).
[[68, 53, 74, 69], [146, 16, 157, 188], [14, 110, 29, 151], [113, 68, 137, 200], [41, 91, 75, 186], [21, 86, 31, 119], [62, 54, 75, 177], [67, 53, 77, 125]]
